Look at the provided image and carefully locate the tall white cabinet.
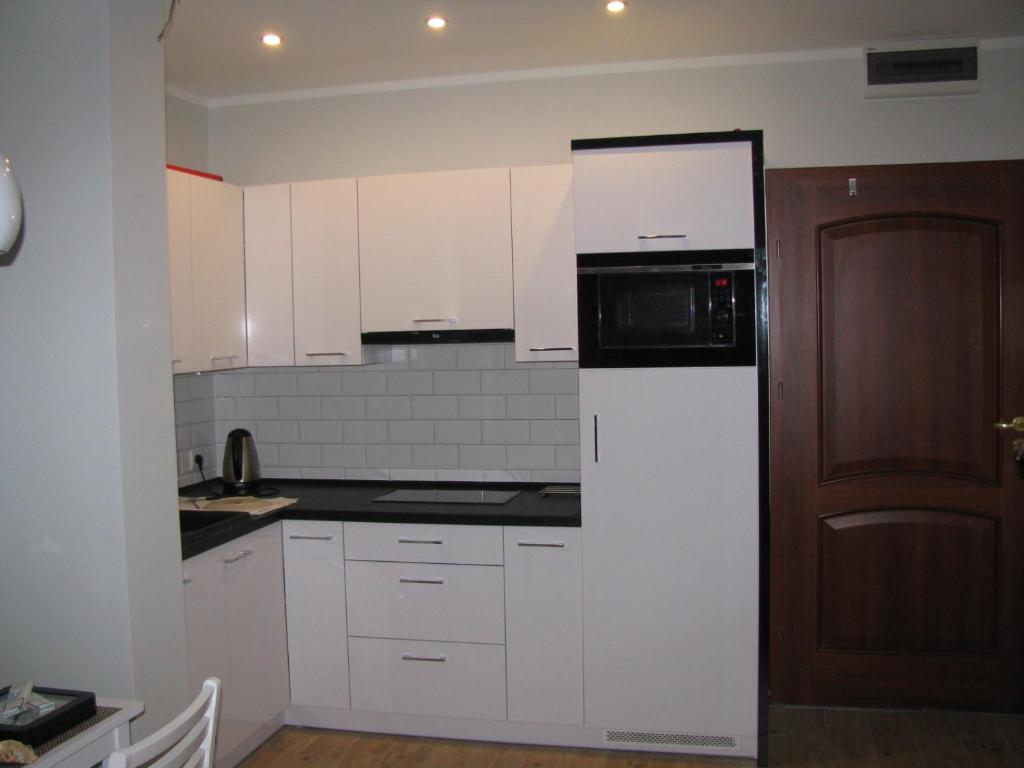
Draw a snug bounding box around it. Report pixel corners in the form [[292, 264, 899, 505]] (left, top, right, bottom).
[[243, 184, 295, 366]]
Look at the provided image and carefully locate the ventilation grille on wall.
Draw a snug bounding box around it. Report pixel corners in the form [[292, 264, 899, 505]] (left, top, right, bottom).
[[864, 39, 979, 99], [605, 730, 737, 749]]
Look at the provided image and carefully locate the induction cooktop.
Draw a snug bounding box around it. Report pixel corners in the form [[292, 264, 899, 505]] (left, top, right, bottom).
[[372, 489, 521, 505]]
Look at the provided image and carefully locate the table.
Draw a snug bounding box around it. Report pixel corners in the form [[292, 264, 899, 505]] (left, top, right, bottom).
[[20, 698, 143, 768]]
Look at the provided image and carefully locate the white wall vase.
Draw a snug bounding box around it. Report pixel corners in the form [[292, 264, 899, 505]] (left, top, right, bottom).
[[0, 149, 24, 255]]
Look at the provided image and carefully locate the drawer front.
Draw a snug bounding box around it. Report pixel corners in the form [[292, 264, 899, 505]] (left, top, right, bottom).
[[346, 561, 504, 643], [349, 637, 506, 720], [344, 522, 503, 564]]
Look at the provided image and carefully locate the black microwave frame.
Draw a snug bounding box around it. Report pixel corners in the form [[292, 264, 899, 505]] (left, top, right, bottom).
[[576, 249, 757, 368]]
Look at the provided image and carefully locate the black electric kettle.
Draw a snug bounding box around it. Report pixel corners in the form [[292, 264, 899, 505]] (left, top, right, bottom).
[[222, 428, 261, 494]]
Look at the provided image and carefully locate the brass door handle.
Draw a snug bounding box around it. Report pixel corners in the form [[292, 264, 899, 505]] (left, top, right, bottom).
[[994, 417, 1024, 432]]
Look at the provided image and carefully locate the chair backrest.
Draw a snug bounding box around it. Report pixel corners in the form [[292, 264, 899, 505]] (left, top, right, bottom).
[[107, 677, 221, 768]]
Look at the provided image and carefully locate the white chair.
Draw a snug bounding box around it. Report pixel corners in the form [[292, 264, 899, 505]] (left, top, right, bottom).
[[107, 677, 221, 768]]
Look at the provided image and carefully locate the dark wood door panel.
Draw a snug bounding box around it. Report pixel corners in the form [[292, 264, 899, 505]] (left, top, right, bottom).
[[768, 160, 1024, 712], [818, 508, 997, 654], [818, 215, 1000, 484]]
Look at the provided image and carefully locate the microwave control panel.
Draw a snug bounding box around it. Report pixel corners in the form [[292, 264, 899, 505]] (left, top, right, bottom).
[[710, 273, 736, 346]]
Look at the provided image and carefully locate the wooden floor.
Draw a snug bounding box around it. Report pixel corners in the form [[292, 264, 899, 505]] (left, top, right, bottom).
[[239, 707, 1024, 768]]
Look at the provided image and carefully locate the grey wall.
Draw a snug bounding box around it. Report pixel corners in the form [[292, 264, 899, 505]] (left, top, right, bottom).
[[175, 344, 580, 488], [0, 0, 187, 736], [204, 45, 1024, 186], [166, 92, 209, 171]]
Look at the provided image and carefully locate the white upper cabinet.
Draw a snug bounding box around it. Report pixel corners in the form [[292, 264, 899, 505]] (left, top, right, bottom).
[[167, 170, 197, 374], [511, 165, 578, 362], [189, 173, 248, 370], [357, 168, 514, 334], [244, 184, 295, 367], [291, 178, 362, 365], [572, 141, 755, 252]]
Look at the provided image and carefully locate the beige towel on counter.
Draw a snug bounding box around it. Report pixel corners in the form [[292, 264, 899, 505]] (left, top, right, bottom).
[[179, 496, 298, 516]]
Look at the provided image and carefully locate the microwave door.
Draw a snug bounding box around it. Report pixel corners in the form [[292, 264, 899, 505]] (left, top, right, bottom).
[[598, 272, 709, 350]]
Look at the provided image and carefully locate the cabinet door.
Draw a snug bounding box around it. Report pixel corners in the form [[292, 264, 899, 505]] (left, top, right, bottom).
[[511, 165, 578, 362], [579, 368, 759, 738], [504, 527, 583, 725], [283, 520, 350, 708], [358, 168, 514, 333], [221, 525, 290, 756], [192, 175, 247, 370], [292, 178, 362, 365], [182, 552, 228, 702], [167, 171, 197, 373], [244, 184, 295, 366], [573, 142, 755, 252]]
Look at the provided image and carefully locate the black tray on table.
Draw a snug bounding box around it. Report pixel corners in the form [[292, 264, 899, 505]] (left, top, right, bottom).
[[0, 687, 97, 747]]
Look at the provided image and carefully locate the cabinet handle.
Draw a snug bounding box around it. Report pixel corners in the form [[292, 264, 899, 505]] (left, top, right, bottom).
[[413, 318, 457, 324], [305, 352, 348, 357], [528, 347, 574, 352], [210, 355, 239, 362], [398, 537, 444, 545], [401, 653, 448, 663], [172, 359, 183, 364], [223, 549, 253, 564], [288, 534, 335, 541], [182, 577, 192, 584], [593, 414, 599, 463], [517, 541, 566, 548], [399, 577, 446, 584], [637, 234, 688, 240]]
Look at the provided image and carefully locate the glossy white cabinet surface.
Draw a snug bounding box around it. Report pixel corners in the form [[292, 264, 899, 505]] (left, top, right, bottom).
[[511, 165, 578, 363], [190, 174, 247, 370], [573, 142, 755, 252], [344, 522, 503, 565], [244, 184, 295, 366], [504, 527, 583, 725], [183, 524, 290, 761], [349, 637, 507, 720], [283, 521, 350, 709], [166, 170, 197, 373], [580, 368, 759, 739], [292, 178, 362, 366], [346, 561, 505, 644], [358, 168, 514, 333]]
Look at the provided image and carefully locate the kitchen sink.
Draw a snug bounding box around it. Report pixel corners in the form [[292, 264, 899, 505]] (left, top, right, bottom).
[[179, 509, 249, 536]]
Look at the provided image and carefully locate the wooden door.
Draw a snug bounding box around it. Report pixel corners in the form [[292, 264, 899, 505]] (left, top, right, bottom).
[[768, 161, 1024, 711]]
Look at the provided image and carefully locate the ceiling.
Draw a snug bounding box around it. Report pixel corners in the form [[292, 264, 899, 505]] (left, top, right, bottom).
[[163, 0, 1024, 103]]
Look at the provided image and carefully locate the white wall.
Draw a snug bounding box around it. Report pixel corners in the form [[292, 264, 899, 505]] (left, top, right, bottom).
[[0, 0, 187, 736], [205, 45, 1024, 186], [166, 92, 209, 171]]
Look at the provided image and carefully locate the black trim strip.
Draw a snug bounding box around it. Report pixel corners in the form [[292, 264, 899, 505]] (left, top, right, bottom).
[[361, 329, 514, 345], [571, 130, 764, 152]]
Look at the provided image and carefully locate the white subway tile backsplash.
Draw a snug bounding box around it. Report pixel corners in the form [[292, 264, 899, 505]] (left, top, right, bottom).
[[388, 420, 434, 444], [459, 395, 506, 419], [214, 397, 236, 420], [436, 469, 484, 482], [323, 444, 367, 468], [175, 399, 204, 426], [298, 371, 342, 396], [257, 420, 299, 444], [235, 396, 278, 420], [390, 469, 436, 481], [506, 395, 555, 419], [457, 344, 506, 370], [302, 467, 346, 480], [340, 371, 387, 395], [366, 396, 412, 419], [254, 372, 298, 396], [413, 444, 459, 469], [555, 394, 580, 420], [459, 445, 507, 469], [529, 369, 579, 394], [508, 444, 555, 469], [279, 396, 322, 420], [386, 371, 433, 395], [261, 466, 303, 479], [556, 444, 581, 468], [532, 470, 582, 483], [530, 420, 580, 445], [408, 345, 457, 370], [434, 420, 481, 444], [300, 420, 344, 443], [214, 373, 255, 397], [433, 370, 481, 394], [483, 469, 533, 482], [344, 420, 387, 444], [481, 370, 529, 394], [482, 420, 530, 445], [411, 396, 458, 419], [346, 468, 390, 481], [322, 396, 366, 420], [279, 444, 323, 467], [367, 444, 412, 468]]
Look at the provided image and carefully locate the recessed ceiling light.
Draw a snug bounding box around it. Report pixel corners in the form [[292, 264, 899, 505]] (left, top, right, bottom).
[[426, 16, 447, 30], [261, 32, 282, 47], [606, 1, 627, 12]]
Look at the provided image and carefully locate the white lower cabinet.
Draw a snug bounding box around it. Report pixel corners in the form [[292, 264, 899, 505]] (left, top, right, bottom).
[[349, 637, 507, 720], [504, 527, 583, 725], [182, 523, 290, 762], [282, 521, 349, 709]]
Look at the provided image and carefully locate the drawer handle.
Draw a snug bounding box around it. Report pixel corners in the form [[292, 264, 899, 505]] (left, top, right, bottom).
[[399, 577, 446, 585], [528, 347, 574, 352], [305, 351, 348, 357], [401, 653, 448, 663], [413, 318, 458, 324], [288, 534, 335, 541], [637, 233, 688, 240], [223, 549, 253, 564], [517, 541, 566, 548], [398, 537, 445, 545], [210, 355, 239, 362]]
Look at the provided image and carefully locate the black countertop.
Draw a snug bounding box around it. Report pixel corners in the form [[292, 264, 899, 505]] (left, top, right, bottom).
[[180, 479, 581, 560]]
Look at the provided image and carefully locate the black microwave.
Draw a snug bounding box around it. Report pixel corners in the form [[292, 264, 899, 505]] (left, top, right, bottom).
[[576, 250, 756, 368]]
